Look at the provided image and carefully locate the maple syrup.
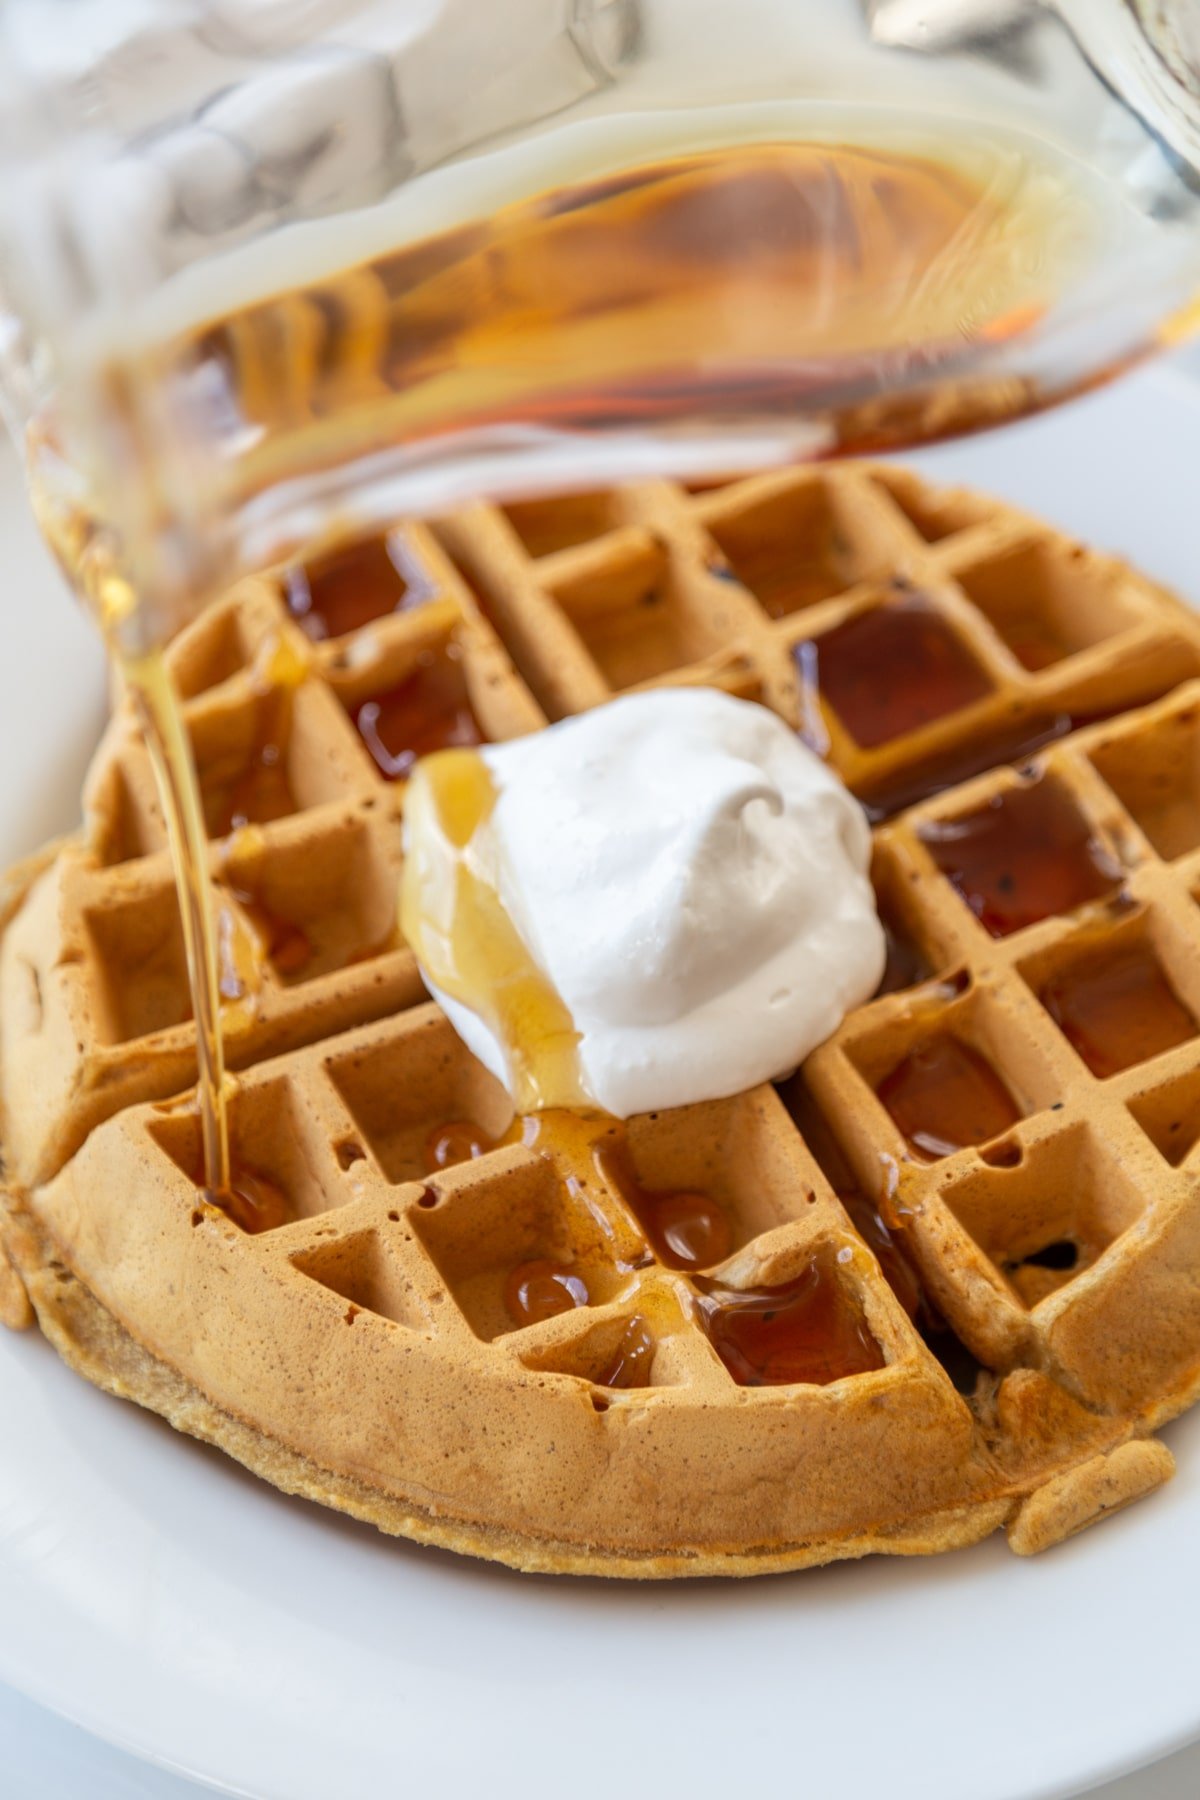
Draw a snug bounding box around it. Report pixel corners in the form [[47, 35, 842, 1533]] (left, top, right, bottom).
[[836, 1189, 923, 1321], [212, 823, 312, 985], [204, 1166, 293, 1235], [285, 530, 437, 643], [399, 749, 586, 1111], [504, 1258, 589, 1327], [856, 686, 1193, 820], [178, 1129, 293, 1233], [919, 774, 1123, 937], [423, 1118, 497, 1172], [779, 1080, 990, 1386], [877, 1033, 1022, 1160], [239, 897, 312, 980], [210, 898, 258, 1008], [857, 708, 1090, 821], [200, 687, 297, 837], [167, 134, 1095, 566], [242, 898, 313, 980], [777, 1077, 922, 1316], [595, 1315, 656, 1388], [118, 648, 233, 1195], [597, 1139, 732, 1270], [351, 640, 483, 781], [875, 903, 933, 997], [696, 1251, 884, 1387], [799, 590, 993, 750], [1038, 939, 1196, 1078], [637, 1189, 732, 1271]]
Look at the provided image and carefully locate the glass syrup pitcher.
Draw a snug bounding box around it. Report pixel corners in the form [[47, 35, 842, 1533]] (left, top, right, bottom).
[[0, 0, 1196, 652]]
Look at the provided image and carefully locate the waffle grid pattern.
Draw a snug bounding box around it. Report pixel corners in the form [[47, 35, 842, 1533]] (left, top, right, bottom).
[[53, 470, 1200, 1090], [807, 685, 1200, 1409], [0, 522, 543, 1184], [438, 463, 1200, 817], [136, 1002, 923, 1408], [7, 462, 1200, 1562]]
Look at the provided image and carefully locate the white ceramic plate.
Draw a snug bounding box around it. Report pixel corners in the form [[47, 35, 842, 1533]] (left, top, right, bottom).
[[2, 367, 1199, 1800]]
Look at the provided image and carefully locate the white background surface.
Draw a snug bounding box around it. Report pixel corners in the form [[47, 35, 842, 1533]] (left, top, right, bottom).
[[1, 353, 1200, 1800]]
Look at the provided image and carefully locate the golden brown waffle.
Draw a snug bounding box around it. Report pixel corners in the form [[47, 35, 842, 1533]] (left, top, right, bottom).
[[4, 462, 1200, 1576]]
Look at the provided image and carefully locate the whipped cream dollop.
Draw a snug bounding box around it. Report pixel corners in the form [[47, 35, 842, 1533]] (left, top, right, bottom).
[[401, 688, 884, 1118]]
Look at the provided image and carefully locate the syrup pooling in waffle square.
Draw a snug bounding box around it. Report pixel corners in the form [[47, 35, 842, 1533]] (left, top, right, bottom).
[[105, 1004, 923, 1406], [317, 1006, 903, 1389], [806, 693, 1200, 1399], [7, 462, 1200, 1575]]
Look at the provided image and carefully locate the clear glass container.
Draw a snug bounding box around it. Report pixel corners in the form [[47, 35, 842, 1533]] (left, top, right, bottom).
[[0, 0, 1196, 650]]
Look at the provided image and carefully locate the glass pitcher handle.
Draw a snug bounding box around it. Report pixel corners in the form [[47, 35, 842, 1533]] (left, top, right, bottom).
[[867, 0, 1200, 171], [1057, 1, 1200, 168]]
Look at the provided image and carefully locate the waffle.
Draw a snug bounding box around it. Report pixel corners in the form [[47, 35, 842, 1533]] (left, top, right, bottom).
[[4, 462, 1200, 1577]]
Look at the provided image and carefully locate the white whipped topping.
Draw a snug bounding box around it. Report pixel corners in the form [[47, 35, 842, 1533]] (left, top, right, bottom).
[[403, 688, 884, 1117]]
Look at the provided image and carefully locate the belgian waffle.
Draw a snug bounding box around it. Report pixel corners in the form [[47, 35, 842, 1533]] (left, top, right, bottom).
[[4, 462, 1200, 1577]]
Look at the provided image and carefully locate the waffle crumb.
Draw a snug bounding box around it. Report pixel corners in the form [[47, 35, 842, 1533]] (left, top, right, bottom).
[[1007, 1441, 1176, 1555]]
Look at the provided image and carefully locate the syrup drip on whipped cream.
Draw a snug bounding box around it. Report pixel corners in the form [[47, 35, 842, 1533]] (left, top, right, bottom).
[[399, 748, 587, 1112], [400, 691, 882, 1120]]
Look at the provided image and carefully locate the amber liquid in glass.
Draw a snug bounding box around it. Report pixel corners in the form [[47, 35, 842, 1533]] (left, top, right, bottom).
[[43, 129, 1150, 1200], [169, 130, 1123, 532]]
